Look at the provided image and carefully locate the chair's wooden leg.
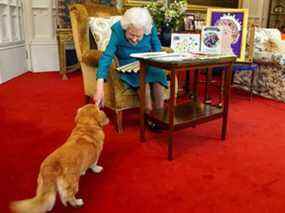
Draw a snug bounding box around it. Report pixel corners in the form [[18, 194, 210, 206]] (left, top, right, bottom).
[[115, 110, 123, 133], [85, 95, 91, 104], [250, 70, 256, 101]]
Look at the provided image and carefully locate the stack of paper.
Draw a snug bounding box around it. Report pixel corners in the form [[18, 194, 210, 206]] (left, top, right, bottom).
[[116, 61, 140, 73]]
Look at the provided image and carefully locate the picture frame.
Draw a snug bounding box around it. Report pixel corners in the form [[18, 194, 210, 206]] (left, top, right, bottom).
[[171, 33, 201, 53], [206, 8, 248, 62], [184, 14, 195, 31]]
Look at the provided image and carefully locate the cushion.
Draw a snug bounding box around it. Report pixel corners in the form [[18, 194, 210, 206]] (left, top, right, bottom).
[[274, 39, 285, 53], [89, 16, 121, 51], [254, 28, 282, 52]]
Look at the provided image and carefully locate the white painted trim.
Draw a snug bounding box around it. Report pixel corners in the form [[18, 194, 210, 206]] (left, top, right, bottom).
[[0, 40, 24, 48]]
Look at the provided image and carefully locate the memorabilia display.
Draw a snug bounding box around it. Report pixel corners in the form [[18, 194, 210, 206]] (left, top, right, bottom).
[[171, 33, 201, 53], [206, 8, 248, 61], [201, 26, 223, 54]]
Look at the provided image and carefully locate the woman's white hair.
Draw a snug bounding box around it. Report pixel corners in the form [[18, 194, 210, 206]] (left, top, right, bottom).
[[120, 7, 153, 35]]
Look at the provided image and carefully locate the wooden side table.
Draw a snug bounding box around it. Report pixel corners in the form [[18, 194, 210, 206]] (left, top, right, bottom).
[[56, 28, 80, 80], [136, 55, 236, 160]]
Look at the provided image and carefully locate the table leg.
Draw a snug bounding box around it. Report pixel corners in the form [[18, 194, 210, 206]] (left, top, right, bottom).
[[222, 64, 233, 140], [192, 69, 199, 102], [184, 69, 191, 98], [204, 68, 212, 104], [140, 63, 146, 142], [219, 69, 226, 107], [168, 70, 176, 160]]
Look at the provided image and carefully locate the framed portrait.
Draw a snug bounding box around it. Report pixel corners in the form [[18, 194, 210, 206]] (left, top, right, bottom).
[[206, 8, 248, 62], [171, 33, 201, 53]]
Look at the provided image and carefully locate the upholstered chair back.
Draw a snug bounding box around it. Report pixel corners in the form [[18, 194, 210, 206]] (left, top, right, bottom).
[[69, 3, 122, 62]]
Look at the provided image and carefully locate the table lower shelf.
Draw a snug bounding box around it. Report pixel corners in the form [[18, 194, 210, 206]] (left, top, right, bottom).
[[146, 101, 224, 130]]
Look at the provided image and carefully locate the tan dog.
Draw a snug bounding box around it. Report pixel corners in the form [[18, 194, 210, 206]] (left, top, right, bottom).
[[10, 104, 109, 213]]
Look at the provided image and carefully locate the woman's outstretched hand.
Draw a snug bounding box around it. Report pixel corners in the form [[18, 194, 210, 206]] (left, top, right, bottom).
[[93, 79, 104, 108]]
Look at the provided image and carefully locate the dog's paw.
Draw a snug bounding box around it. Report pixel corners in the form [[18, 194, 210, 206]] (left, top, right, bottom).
[[90, 165, 103, 173], [75, 198, 84, 207]]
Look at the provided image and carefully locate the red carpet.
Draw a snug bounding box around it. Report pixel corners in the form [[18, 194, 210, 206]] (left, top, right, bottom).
[[1, 71, 285, 213]]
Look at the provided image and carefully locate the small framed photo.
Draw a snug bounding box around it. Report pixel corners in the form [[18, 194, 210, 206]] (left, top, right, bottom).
[[206, 8, 249, 61], [171, 33, 201, 53], [184, 14, 195, 31], [201, 26, 223, 54]]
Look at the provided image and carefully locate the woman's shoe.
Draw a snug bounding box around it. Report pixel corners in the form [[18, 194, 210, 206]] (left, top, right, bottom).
[[146, 120, 163, 132]]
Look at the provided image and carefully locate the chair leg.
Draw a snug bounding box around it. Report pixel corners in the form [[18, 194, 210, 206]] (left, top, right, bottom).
[[115, 110, 123, 133], [250, 70, 256, 101], [85, 95, 92, 104]]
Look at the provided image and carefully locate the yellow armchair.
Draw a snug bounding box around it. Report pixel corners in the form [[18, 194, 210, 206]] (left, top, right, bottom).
[[69, 3, 173, 133]]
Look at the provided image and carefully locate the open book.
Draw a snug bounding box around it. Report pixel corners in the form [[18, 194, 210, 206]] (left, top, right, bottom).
[[131, 52, 196, 61]]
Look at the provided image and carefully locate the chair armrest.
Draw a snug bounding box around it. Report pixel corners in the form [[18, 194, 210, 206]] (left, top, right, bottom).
[[82, 49, 119, 66], [82, 49, 103, 66]]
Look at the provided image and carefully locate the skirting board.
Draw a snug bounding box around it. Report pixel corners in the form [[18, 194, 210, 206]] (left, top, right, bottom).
[[0, 43, 27, 84]]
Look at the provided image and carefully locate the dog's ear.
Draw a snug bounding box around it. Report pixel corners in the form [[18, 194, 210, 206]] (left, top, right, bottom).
[[97, 110, 109, 126], [75, 107, 83, 123]]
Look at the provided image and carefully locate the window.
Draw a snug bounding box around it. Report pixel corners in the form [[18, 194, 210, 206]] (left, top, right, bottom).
[[0, 0, 24, 44]]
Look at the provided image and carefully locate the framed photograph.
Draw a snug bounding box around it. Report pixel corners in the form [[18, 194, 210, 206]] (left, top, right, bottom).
[[184, 14, 195, 31], [206, 8, 248, 62], [171, 33, 201, 53], [201, 26, 223, 54]]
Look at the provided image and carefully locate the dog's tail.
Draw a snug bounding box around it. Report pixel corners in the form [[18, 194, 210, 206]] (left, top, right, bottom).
[[10, 171, 57, 213]]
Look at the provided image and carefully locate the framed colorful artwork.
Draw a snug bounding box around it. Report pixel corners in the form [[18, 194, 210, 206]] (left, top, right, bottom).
[[206, 8, 248, 62], [171, 33, 200, 53]]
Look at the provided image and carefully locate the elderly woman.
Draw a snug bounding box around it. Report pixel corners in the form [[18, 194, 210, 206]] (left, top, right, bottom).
[[93, 7, 167, 131]]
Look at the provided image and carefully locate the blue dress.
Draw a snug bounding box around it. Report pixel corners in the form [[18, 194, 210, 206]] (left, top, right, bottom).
[[96, 21, 168, 88]]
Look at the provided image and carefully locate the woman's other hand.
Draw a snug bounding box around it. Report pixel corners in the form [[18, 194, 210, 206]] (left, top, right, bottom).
[[93, 79, 104, 108]]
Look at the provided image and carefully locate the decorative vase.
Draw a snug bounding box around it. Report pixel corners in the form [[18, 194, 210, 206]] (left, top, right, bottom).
[[159, 24, 172, 47]]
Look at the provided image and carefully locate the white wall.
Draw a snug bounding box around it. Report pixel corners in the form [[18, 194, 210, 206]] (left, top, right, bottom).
[[242, 0, 270, 27]]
